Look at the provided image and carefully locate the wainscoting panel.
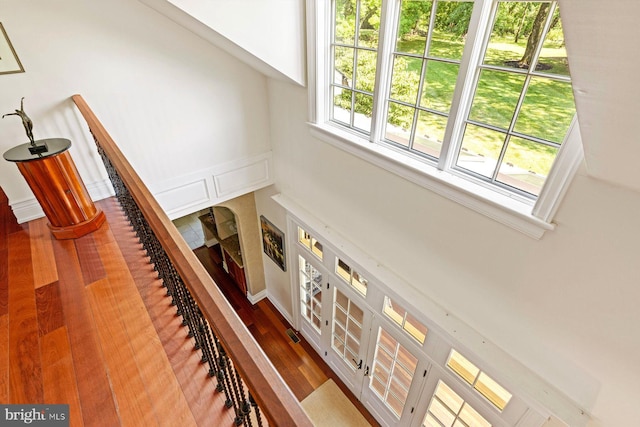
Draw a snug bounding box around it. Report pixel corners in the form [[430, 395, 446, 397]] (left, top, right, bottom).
[[155, 178, 211, 218], [155, 152, 273, 220], [213, 156, 271, 199]]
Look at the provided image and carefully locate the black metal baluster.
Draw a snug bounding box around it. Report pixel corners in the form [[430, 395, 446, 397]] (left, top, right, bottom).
[[209, 336, 233, 408], [233, 365, 253, 426], [216, 338, 241, 416], [221, 348, 246, 425], [249, 394, 264, 427]]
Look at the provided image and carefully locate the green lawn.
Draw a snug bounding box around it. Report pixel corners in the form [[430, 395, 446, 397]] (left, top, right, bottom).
[[334, 30, 576, 188], [390, 31, 574, 180]]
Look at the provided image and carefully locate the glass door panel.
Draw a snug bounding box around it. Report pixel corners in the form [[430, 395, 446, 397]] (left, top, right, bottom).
[[298, 254, 325, 350], [327, 285, 373, 394], [362, 324, 422, 425]]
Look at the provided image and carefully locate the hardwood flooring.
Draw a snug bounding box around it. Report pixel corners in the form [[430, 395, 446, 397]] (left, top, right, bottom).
[[1, 191, 228, 426], [1, 186, 378, 426]]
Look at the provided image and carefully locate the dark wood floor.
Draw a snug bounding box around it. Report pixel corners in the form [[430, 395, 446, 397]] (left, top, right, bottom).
[[1, 187, 378, 426]]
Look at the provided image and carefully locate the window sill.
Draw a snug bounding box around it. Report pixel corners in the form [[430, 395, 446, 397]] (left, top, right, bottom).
[[308, 122, 555, 239]]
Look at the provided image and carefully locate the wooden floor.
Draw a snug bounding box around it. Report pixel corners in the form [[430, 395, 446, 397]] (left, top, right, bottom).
[[0, 192, 228, 426], [0, 189, 378, 426]]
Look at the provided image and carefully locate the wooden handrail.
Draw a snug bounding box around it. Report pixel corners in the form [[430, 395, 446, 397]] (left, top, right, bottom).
[[71, 94, 312, 426]]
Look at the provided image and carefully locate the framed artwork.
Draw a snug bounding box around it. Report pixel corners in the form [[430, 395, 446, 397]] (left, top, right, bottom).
[[0, 23, 24, 75], [260, 215, 286, 271]]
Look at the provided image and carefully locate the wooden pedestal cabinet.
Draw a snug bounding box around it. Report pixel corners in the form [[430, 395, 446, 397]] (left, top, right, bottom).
[[3, 138, 105, 239]]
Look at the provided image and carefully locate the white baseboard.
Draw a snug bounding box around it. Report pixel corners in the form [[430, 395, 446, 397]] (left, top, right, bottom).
[[267, 293, 294, 325], [247, 289, 267, 305], [11, 198, 45, 224]]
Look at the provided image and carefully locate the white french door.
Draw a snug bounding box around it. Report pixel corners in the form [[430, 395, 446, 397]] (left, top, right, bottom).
[[297, 254, 327, 352], [295, 253, 430, 427], [359, 317, 430, 427], [325, 282, 374, 395]]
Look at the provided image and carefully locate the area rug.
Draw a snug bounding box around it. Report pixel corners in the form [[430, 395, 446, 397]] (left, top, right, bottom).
[[301, 379, 372, 426]]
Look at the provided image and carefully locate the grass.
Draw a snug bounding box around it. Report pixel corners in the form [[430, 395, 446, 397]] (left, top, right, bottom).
[[333, 29, 575, 193], [389, 31, 575, 185]]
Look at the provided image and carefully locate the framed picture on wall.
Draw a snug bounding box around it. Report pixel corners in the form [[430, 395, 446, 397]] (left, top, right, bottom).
[[0, 23, 25, 75], [260, 215, 286, 271]]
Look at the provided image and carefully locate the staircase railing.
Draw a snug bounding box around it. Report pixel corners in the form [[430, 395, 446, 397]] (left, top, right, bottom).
[[71, 94, 312, 427]]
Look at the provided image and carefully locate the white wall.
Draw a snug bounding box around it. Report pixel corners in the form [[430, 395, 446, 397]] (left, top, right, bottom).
[[257, 78, 640, 427], [0, 0, 271, 216], [254, 186, 294, 321]]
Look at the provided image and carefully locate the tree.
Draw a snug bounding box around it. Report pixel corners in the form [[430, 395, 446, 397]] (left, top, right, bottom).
[[518, 3, 550, 68], [513, 3, 532, 43], [435, 2, 474, 38], [397, 1, 432, 39], [358, 0, 382, 30]]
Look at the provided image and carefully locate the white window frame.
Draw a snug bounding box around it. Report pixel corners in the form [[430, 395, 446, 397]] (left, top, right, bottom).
[[306, 0, 583, 239]]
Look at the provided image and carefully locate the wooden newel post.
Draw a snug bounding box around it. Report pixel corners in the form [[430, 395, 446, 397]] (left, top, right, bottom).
[[3, 138, 105, 239]]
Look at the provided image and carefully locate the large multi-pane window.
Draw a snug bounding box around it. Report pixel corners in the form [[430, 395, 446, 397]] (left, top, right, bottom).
[[457, 1, 574, 197], [326, 0, 576, 210]]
